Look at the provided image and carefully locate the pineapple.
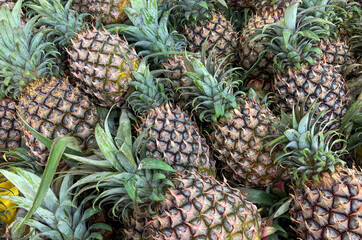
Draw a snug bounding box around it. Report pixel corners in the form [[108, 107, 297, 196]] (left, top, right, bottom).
[[0, 0, 14, 8], [0, 173, 18, 228], [0, 168, 111, 239], [299, 0, 359, 74], [268, 102, 362, 240], [26, 0, 140, 107], [182, 53, 287, 188], [251, 1, 349, 128], [0, 1, 99, 163], [225, 0, 256, 9], [238, 0, 287, 79], [0, 98, 21, 151], [65, 109, 263, 239], [72, 0, 131, 24], [108, 0, 193, 106], [127, 60, 215, 175], [168, 0, 238, 64]]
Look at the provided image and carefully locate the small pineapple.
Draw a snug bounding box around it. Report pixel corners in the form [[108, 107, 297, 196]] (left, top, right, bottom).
[[182, 53, 287, 188], [0, 97, 21, 151], [238, 0, 287, 79], [300, 0, 358, 74], [72, 0, 131, 24], [0, 168, 111, 239], [128, 60, 215, 175], [268, 102, 362, 240], [27, 0, 140, 107], [169, 0, 238, 64], [108, 0, 192, 105], [64, 110, 263, 239], [0, 1, 99, 163], [251, 1, 349, 128]]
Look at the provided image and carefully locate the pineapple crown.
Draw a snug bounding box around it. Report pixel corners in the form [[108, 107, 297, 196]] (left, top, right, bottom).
[[0, 168, 111, 239], [344, 4, 362, 52], [299, 0, 360, 38], [0, 0, 59, 99], [267, 100, 345, 186], [250, 1, 332, 71], [168, 0, 226, 26], [182, 50, 243, 123], [25, 0, 88, 47], [127, 59, 170, 116], [107, 0, 186, 64], [67, 109, 176, 220]]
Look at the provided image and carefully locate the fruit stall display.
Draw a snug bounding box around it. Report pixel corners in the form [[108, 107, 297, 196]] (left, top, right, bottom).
[[0, 0, 361, 239]]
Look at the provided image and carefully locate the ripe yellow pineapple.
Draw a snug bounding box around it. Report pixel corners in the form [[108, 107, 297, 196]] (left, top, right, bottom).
[[27, 0, 140, 107], [269, 102, 362, 240], [0, 1, 99, 163], [0, 173, 18, 227]]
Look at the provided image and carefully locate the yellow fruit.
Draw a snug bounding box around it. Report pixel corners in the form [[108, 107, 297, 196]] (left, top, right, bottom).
[[0, 176, 18, 225]]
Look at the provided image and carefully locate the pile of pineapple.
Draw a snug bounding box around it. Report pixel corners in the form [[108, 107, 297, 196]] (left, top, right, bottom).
[[0, 0, 361, 239]]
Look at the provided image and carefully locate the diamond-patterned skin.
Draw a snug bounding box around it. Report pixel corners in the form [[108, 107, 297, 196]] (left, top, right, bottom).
[[68, 29, 139, 107], [185, 13, 238, 64], [16, 77, 99, 164], [126, 171, 262, 240], [212, 99, 287, 187], [138, 103, 215, 176], [274, 61, 349, 129], [0, 97, 21, 150], [319, 37, 355, 73], [238, 5, 285, 79], [72, 0, 130, 24], [291, 168, 362, 240]]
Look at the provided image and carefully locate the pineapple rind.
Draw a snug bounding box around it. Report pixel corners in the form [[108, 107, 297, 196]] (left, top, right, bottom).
[[17, 77, 99, 164], [213, 100, 288, 187], [0, 98, 21, 150], [68, 29, 139, 107], [291, 168, 362, 240], [139, 103, 215, 176], [126, 171, 262, 240], [274, 61, 349, 129]]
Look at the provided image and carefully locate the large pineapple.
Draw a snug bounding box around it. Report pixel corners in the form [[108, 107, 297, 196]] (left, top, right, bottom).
[[27, 0, 140, 107], [251, 2, 349, 128], [127, 60, 215, 175], [65, 110, 262, 239], [182, 53, 287, 188], [0, 1, 99, 163], [268, 102, 362, 240], [0, 168, 111, 239]]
